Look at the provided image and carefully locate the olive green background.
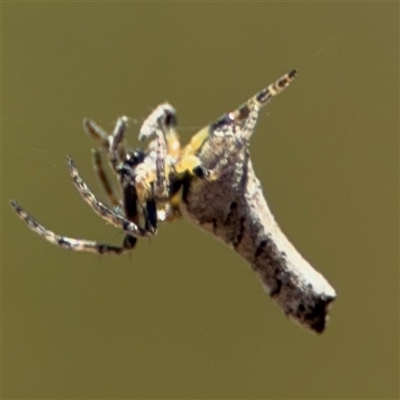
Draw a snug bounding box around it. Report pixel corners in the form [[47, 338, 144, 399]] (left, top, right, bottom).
[[2, 2, 398, 399]]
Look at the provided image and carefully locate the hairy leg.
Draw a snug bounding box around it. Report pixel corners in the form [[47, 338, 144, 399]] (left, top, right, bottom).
[[67, 156, 148, 238], [91, 149, 120, 206], [10, 200, 138, 255]]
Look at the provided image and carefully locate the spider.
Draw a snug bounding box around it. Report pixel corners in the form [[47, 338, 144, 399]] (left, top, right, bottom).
[[10, 69, 297, 255]]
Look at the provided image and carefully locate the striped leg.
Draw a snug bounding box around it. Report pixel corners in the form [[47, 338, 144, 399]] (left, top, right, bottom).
[[67, 156, 148, 238], [91, 149, 120, 207], [10, 200, 139, 255], [138, 103, 178, 200], [83, 116, 129, 174]]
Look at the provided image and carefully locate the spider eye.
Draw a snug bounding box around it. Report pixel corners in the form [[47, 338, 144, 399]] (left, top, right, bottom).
[[126, 149, 146, 166]]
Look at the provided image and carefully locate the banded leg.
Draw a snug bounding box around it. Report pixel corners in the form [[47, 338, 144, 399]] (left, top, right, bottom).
[[67, 156, 149, 238], [139, 103, 181, 158], [83, 118, 110, 150], [10, 200, 138, 255], [132, 161, 159, 233], [84, 119, 121, 202], [138, 104, 177, 140], [138, 104, 176, 200], [109, 116, 128, 170], [92, 149, 120, 207], [154, 129, 169, 200], [83, 116, 129, 174]]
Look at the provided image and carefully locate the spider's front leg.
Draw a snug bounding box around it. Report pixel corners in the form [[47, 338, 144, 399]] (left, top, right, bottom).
[[84, 116, 129, 173], [85, 117, 153, 244], [139, 103, 179, 158], [138, 103, 180, 197], [137, 103, 183, 224], [10, 200, 140, 255], [67, 155, 149, 239], [84, 116, 130, 209], [132, 156, 160, 233], [91, 149, 120, 207]]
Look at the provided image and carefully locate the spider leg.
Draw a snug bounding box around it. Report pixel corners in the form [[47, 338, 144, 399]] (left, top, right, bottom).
[[87, 120, 152, 244], [144, 199, 158, 232], [91, 149, 120, 207], [120, 182, 142, 247], [108, 116, 128, 171], [10, 200, 137, 255], [138, 104, 174, 200], [84, 119, 125, 208], [139, 103, 180, 158], [84, 116, 128, 174], [132, 160, 159, 233], [83, 118, 109, 150], [139, 104, 176, 139], [148, 125, 175, 229], [153, 129, 170, 200], [141, 104, 204, 184], [67, 156, 149, 238]]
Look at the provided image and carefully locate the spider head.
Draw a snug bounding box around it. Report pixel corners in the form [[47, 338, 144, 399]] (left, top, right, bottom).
[[117, 148, 146, 178], [125, 148, 146, 167]]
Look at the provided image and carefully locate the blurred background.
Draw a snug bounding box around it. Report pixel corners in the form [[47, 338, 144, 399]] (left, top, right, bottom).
[[2, 2, 398, 399]]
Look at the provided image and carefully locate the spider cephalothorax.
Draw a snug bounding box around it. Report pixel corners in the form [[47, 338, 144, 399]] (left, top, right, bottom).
[[11, 69, 297, 255]]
